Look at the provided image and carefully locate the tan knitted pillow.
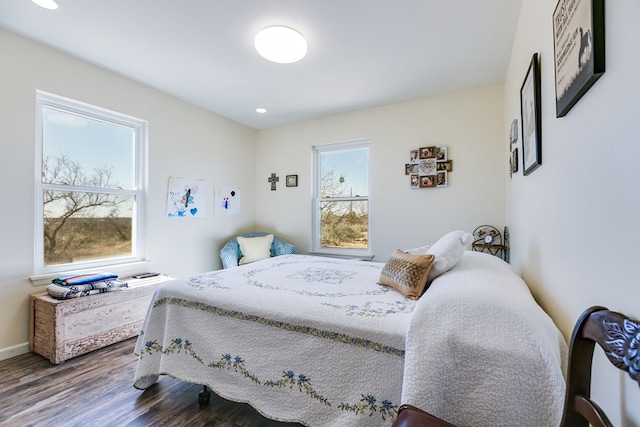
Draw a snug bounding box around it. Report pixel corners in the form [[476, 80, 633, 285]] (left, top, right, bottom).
[[377, 249, 435, 300]]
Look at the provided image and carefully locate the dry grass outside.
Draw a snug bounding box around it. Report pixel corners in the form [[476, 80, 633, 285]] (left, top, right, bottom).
[[320, 216, 368, 249], [44, 217, 132, 266]]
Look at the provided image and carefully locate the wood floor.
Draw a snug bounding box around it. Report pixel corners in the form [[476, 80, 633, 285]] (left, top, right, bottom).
[[0, 338, 303, 427]]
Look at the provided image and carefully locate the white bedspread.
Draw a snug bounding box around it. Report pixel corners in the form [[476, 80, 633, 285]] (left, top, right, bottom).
[[133, 253, 567, 427], [402, 251, 568, 426], [134, 255, 414, 426]]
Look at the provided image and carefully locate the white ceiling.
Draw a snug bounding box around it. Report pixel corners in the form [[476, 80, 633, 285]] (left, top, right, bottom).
[[0, 0, 523, 129]]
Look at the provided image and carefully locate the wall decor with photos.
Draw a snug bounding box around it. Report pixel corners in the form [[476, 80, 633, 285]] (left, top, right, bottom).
[[553, 0, 605, 117], [405, 145, 452, 189]]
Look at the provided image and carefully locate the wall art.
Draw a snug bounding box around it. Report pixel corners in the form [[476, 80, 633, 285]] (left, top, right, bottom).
[[166, 177, 207, 218], [286, 175, 298, 187], [215, 185, 241, 216], [407, 145, 451, 189], [553, 0, 605, 117], [520, 53, 542, 176]]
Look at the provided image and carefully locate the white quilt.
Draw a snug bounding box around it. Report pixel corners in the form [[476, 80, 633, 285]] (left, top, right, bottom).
[[134, 255, 414, 426], [133, 253, 567, 427], [402, 251, 568, 426]]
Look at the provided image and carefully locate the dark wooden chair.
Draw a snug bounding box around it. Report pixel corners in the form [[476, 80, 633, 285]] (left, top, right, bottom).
[[392, 404, 456, 427], [561, 306, 640, 427], [392, 306, 640, 427]]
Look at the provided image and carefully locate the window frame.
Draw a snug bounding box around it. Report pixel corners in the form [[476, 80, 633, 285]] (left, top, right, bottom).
[[312, 139, 372, 259], [34, 91, 147, 276]]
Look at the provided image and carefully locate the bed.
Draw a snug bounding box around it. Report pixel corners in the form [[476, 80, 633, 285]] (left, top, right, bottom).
[[133, 249, 567, 426]]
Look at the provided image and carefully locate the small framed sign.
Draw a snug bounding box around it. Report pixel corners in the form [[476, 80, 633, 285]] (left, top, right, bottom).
[[286, 175, 298, 187]]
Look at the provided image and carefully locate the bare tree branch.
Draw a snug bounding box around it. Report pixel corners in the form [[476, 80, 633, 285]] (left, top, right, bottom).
[[42, 154, 129, 264]]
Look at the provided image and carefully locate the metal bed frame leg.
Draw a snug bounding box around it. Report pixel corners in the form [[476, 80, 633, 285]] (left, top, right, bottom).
[[198, 385, 211, 405]]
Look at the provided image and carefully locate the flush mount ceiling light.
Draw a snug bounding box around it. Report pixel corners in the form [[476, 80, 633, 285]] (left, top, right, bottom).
[[32, 0, 59, 9], [256, 108, 268, 114], [255, 26, 307, 64]]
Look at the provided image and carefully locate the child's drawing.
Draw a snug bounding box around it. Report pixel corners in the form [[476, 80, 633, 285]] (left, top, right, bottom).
[[215, 186, 241, 216], [167, 177, 207, 218]]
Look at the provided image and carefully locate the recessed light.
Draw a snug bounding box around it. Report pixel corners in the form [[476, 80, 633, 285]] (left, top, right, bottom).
[[256, 108, 268, 114], [32, 0, 59, 10], [255, 26, 307, 64]]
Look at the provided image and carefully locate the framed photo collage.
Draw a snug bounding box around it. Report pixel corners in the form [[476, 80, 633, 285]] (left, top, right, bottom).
[[406, 146, 452, 189]]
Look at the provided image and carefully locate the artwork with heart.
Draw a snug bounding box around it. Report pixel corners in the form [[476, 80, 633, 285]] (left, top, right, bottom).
[[166, 176, 207, 218]]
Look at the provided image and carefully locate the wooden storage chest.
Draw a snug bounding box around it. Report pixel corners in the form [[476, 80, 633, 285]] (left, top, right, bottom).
[[29, 276, 171, 364]]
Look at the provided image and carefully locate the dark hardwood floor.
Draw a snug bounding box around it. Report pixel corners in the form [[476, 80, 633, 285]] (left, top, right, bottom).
[[0, 338, 304, 427]]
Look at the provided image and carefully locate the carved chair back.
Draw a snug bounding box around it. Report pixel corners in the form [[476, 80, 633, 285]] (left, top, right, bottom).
[[561, 306, 640, 427]]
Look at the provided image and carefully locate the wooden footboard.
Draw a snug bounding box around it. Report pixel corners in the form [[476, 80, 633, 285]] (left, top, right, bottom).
[[392, 405, 457, 427]]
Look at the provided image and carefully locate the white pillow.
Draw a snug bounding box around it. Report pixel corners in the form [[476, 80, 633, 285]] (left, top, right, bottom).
[[237, 234, 274, 265], [425, 230, 473, 283], [404, 244, 432, 255]]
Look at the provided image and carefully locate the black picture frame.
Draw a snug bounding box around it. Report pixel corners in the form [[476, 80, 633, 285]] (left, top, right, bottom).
[[553, 0, 605, 117], [286, 175, 298, 187], [520, 53, 542, 176]]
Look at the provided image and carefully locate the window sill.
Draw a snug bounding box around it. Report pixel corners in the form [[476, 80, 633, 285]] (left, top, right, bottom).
[[29, 260, 153, 287], [309, 251, 374, 261]]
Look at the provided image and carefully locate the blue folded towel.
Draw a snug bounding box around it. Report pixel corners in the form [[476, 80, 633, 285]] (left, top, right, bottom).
[[52, 272, 118, 286]]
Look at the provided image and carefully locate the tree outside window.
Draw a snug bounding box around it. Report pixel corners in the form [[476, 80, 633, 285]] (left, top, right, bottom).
[[35, 92, 146, 274], [313, 141, 371, 256]]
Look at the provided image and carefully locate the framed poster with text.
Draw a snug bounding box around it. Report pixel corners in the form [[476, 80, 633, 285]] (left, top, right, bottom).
[[553, 0, 605, 117]]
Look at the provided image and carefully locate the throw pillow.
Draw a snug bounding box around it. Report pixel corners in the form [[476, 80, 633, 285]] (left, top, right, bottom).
[[425, 230, 473, 283], [404, 244, 432, 255], [378, 249, 435, 300], [237, 234, 274, 265]]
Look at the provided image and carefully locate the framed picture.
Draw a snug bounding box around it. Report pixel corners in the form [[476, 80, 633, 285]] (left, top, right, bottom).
[[286, 175, 298, 187], [436, 160, 452, 172], [436, 146, 447, 161], [436, 171, 447, 187], [406, 163, 419, 175], [419, 175, 436, 188], [511, 148, 519, 174], [419, 159, 436, 175], [419, 146, 436, 159], [509, 119, 518, 147], [409, 149, 419, 163], [520, 53, 542, 176], [410, 173, 420, 189], [553, 0, 605, 117]]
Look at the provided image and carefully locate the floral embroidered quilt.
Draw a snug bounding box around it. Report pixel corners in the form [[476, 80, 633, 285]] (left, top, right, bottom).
[[134, 255, 414, 426]]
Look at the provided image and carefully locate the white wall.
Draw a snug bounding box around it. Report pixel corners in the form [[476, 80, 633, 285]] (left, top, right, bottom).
[[256, 84, 506, 262], [0, 29, 257, 358], [504, 1, 640, 424]]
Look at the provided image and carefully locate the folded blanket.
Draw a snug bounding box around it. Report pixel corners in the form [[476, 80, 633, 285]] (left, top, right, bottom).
[[47, 279, 128, 299], [52, 272, 118, 286]]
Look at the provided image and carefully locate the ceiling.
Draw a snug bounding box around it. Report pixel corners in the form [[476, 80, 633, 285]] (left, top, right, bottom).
[[0, 0, 523, 129]]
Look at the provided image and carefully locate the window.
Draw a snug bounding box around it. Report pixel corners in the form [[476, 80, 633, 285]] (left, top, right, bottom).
[[34, 91, 147, 275], [313, 140, 371, 257]]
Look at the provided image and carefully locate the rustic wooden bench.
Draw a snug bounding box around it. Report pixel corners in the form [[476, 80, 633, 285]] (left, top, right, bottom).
[[29, 276, 172, 364]]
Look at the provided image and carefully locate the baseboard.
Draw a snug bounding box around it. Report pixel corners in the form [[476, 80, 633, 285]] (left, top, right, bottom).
[[0, 342, 30, 362]]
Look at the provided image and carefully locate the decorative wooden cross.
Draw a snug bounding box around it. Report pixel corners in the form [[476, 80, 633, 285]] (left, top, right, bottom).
[[267, 173, 279, 190]]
